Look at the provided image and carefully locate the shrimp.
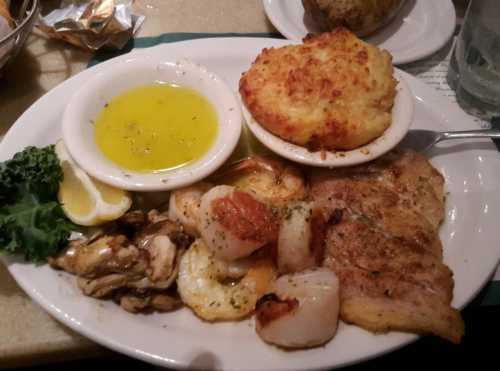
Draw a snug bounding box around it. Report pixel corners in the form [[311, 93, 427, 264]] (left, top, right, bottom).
[[177, 239, 276, 321], [255, 268, 340, 348], [215, 156, 306, 208], [168, 182, 213, 236], [198, 185, 279, 261], [277, 201, 327, 273]]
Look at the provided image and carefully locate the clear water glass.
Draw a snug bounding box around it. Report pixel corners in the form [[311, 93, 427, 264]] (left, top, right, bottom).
[[448, 0, 500, 119]]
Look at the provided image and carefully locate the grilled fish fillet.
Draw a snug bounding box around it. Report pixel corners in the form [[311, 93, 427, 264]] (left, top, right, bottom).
[[309, 149, 464, 343]]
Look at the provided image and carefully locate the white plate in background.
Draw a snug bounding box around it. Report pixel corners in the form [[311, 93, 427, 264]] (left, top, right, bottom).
[[2, 38, 499, 371], [263, 0, 456, 64]]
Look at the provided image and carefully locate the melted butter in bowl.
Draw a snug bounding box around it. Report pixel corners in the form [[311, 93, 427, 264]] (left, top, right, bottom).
[[63, 57, 241, 191], [94, 84, 218, 173]]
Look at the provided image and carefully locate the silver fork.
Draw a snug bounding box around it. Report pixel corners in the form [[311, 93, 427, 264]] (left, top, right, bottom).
[[399, 129, 500, 152]]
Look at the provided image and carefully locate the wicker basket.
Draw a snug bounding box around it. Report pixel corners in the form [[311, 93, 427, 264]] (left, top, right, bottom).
[[0, 0, 39, 72]]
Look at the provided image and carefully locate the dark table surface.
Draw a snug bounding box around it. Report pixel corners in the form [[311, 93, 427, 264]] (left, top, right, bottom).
[[7, 283, 500, 370]]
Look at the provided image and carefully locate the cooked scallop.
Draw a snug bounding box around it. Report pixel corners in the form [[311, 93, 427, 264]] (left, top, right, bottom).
[[256, 268, 340, 348], [198, 185, 279, 261]]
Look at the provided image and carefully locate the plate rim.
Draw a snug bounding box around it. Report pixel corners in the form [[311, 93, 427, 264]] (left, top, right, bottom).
[[262, 0, 457, 65], [1, 36, 499, 371]]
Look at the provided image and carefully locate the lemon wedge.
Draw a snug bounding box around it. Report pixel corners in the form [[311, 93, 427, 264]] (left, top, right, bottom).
[[55, 140, 132, 226]]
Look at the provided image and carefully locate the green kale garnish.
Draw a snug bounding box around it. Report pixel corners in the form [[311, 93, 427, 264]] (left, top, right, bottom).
[[0, 145, 76, 262]]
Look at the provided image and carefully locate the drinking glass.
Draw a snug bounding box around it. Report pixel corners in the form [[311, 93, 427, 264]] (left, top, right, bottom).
[[448, 0, 500, 119]]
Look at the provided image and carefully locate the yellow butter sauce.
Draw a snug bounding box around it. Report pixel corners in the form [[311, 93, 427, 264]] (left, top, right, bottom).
[[94, 83, 218, 173]]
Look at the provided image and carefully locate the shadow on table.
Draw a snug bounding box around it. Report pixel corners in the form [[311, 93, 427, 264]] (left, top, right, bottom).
[[345, 307, 498, 371], [0, 30, 90, 137], [0, 261, 26, 298], [0, 36, 42, 136], [187, 351, 222, 370]]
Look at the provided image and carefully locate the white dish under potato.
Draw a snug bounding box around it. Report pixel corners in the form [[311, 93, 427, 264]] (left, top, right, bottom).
[[242, 70, 414, 167]]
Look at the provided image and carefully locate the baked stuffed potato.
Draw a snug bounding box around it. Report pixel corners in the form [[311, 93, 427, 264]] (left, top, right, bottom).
[[302, 0, 404, 37]]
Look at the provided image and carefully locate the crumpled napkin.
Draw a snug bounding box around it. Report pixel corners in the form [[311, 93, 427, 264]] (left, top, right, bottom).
[[37, 0, 144, 51]]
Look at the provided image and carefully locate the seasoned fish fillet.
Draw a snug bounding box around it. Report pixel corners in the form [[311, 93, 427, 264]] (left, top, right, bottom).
[[239, 28, 396, 151], [309, 150, 464, 343]]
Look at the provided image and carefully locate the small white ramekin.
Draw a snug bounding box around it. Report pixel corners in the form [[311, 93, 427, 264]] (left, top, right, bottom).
[[242, 69, 414, 167], [62, 55, 242, 191]]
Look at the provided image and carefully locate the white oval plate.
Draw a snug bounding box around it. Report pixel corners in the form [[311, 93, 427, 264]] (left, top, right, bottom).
[[243, 70, 414, 167], [263, 0, 456, 65], [2, 38, 500, 371]]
